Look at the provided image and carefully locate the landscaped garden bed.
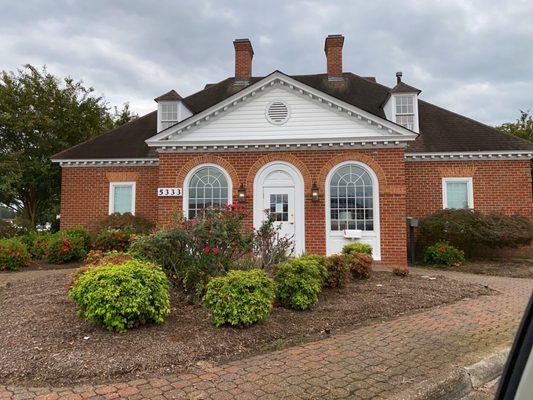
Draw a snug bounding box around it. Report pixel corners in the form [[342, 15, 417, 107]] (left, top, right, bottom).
[[0, 267, 494, 386]]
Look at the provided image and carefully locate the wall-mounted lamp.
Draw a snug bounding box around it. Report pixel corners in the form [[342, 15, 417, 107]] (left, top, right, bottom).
[[238, 184, 246, 203], [311, 182, 319, 202]]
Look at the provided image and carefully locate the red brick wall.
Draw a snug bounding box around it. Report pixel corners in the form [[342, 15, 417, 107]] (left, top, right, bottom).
[[157, 148, 408, 266], [60, 166, 158, 229], [406, 160, 533, 218]]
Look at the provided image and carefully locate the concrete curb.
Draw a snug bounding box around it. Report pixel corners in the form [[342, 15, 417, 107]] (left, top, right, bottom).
[[395, 347, 510, 400]]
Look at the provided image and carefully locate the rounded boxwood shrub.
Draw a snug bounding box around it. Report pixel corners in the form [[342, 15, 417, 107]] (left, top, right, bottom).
[[203, 269, 275, 327], [342, 242, 373, 256], [274, 257, 324, 310], [93, 230, 132, 252], [324, 254, 351, 288], [423, 242, 465, 266], [45, 233, 86, 264], [0, 238, 30, 270], [68, 260, 171, 333], [297, 253, 328, 283]]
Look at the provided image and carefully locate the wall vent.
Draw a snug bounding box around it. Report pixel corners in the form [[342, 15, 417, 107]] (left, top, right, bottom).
[[266, 101, 289, 125]]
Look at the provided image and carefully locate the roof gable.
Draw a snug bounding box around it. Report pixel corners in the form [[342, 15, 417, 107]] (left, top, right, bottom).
[[146, 71, 417, 148]]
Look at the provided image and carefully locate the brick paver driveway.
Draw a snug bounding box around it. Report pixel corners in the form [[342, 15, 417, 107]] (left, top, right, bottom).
[[1, 268, 531, 399]]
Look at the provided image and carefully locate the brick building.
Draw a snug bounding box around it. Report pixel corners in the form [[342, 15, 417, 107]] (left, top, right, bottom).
[[53, 35, 533, 267]]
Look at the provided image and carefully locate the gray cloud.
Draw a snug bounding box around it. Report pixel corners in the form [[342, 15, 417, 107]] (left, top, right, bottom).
[[1, 0, 532, 125]]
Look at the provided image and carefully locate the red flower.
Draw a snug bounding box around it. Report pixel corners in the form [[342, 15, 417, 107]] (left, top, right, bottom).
[[252, 227, 256, 231], [438, 245, 447, 252], [212, 246, 220, 254], [151, 227, 159, 234], [203, 246, 210, 254]]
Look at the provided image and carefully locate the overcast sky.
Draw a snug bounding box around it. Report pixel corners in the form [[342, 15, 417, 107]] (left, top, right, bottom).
[[1, 0, 532, 125]]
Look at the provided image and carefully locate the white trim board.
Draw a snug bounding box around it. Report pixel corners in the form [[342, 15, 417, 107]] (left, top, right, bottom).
[[405, 151, 533, 161], [53, 158, 159, 167], [146, 71, 418, 148]]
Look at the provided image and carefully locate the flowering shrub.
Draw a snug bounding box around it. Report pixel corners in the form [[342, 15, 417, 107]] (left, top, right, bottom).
[[64, 227, 92, 252], [274, 257, 324, 310], [69, 260, 170, 333], [92, 230, 132, 252], [0, 238, 30, 270], [19, 231, 52, 259], [347, 252, 373, 279], [203, 269, 275, 327], [45, 234, 86, 264], [130, 205, 254, 300], [324, 254, 351, 288], [423, 242, 465, 266], [342, 242, 373, 256], [91, 212, 155, 234]]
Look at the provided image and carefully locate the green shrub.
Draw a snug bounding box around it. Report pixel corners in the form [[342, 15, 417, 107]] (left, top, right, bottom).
[[70, 251, 133, 290], [419, 209, 533, 256], [274, 257, 324, 310], [18, 231, 51, 259], [45, 233, 86, 264], [68, 260, 170, 333], [324, 254, 350, 288], [90, 212, 155, 234], [342, 242, 373, 256], [0, 238, 30, 270], [64, 227, 92, 252], [298, 253, 328, 283], [93, 230, 132, 252], [347, 253, 373, 279], [203, 269, 275, 327], [423, 242, 465, 266]]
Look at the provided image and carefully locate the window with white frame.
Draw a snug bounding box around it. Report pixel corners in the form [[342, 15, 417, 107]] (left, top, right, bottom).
[[329, 164, 374, 231], [109, 182, 136, 214], [395, 96, 414, 130], [187, 166, 230, 219], [160, 102, 178, 130], [442, 178, 473, 209]]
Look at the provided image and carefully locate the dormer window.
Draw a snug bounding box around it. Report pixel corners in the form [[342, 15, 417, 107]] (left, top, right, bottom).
[[395, 96, 414, 130], [161, 103, 178, 130]]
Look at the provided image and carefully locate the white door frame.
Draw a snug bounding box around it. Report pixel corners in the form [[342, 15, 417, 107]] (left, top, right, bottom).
[[253, 161, 305, 254], [324, 160, 381, 260]]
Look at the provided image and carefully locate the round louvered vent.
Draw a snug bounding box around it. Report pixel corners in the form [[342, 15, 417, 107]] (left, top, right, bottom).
[[266, 101, 289, 125]]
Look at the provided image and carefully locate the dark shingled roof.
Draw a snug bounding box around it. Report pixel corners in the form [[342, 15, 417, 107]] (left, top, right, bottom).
[[53, 72, 533, 160], [390, 81, 421, 94], [154, 89, 182, 102]]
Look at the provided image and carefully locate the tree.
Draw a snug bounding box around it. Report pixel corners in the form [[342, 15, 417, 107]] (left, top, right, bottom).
[[0, 65, 136, 227], [496, 110, 533, 142]]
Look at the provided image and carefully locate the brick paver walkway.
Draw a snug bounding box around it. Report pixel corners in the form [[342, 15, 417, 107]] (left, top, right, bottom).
[[1, 268, 531, 399]]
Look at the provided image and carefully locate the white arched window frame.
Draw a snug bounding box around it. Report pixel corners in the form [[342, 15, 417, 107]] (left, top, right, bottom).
[[325, 161, 381, 257], [183, 164, 233, 219]]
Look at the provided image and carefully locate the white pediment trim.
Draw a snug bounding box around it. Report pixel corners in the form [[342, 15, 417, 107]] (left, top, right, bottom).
[[145, 71, 417, 148]]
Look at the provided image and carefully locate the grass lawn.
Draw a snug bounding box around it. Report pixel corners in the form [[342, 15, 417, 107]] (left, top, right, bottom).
[[0, 266, 494, 386], [416, 258, 533, 279]]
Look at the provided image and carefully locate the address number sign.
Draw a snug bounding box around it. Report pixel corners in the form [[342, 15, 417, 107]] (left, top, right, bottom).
[[157, 188, 182, 197]]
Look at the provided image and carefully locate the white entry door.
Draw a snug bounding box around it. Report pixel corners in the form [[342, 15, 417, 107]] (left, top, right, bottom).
[[263, 187, 295, 242]]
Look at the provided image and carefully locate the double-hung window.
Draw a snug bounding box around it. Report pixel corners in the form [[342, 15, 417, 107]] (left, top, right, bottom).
[[160, 103, 178, 130], [395, 96, 414, 130], [109, 182, 136, 215], [442, 178, 473, 209]]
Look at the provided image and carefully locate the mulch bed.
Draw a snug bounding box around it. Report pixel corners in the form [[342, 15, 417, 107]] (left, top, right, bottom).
[[0, 268, 495, 386], [0, 260, 82, 274], [417, 258, 533, 279]]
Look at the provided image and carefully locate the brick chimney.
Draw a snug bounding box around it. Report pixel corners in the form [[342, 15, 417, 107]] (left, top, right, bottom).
[[233, 38, 254, 83], [324, 34, 344, 80]]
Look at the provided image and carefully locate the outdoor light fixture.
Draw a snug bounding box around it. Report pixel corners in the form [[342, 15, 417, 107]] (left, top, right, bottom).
[[311, 182, 319, 202], [238, 184, 246, 203]]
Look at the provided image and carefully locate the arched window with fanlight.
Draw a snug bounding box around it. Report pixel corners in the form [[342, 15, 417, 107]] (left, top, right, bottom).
[[185, 165, 231, 219], [329, 164, 374, 231]]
